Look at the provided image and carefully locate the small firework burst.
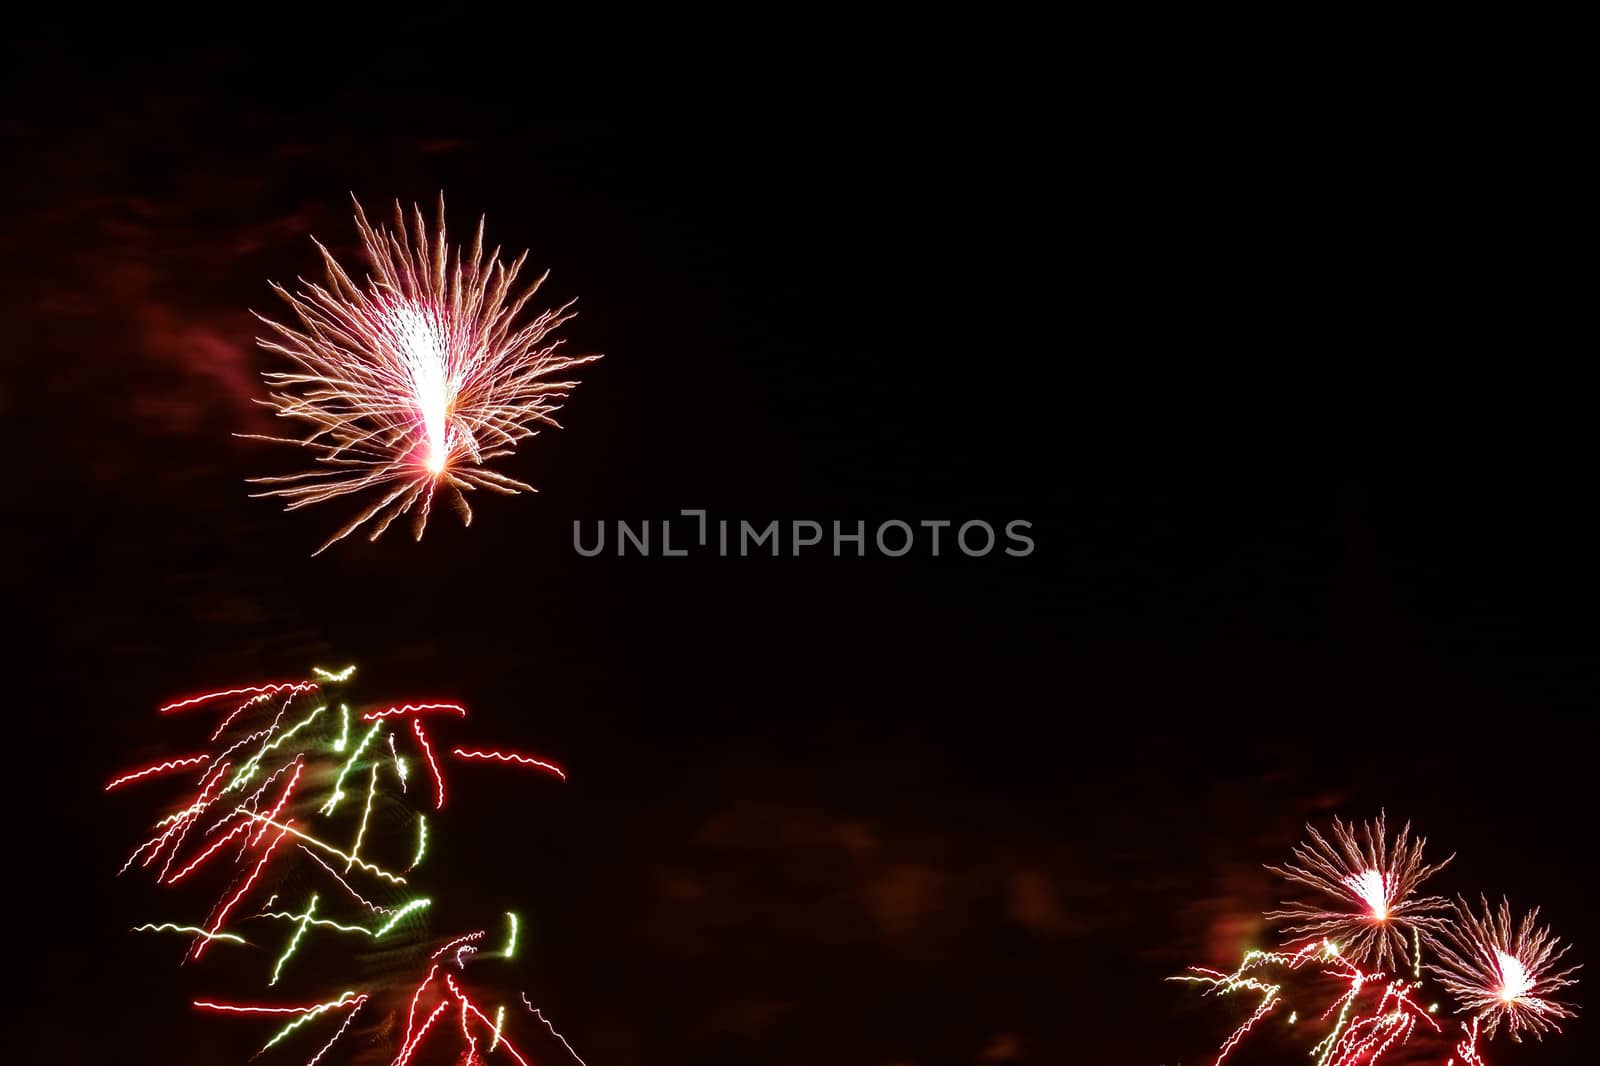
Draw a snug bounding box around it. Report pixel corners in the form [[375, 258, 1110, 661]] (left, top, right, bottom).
[[1428, 895, 1580, 1041], [1265, 812, 1453, 970], [246, 195, 602, 554]]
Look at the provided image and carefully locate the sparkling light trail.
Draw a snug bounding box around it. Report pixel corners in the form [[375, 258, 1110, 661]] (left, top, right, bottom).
[[195, 820, 291, 959], [453, 747, 566, 781], [363, 702, 468, 721], [133, 923, 246, 945], [411, 813, 428, 870], [269, 895, 318, 985], [160, 683, 304, 715], [346, 764, 379, 872], [259, 991, 362, 1052], [523, 992, 589, 1066], [503, 911, 519, 958], [321, 721, 382, 814], [105, 754, 211, 791], [412, 718, 445, 809], [305, 996, 364, 1066], [374, 897, 432, 937]]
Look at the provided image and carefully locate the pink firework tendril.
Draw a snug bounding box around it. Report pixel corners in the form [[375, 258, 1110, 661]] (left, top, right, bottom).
[[244, 195, 602, 554]]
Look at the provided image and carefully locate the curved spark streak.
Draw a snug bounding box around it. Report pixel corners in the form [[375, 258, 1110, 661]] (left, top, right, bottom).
[[255, 911, 376, 937], [165, 820, 252, 884], [298, 845, 394, 913], [432, 930, 486, 960], [194, 998, 333, 1015], [260, 991, 362, 1051], [413, 719, 445, 808], [195, 821, 291, 959], [451, 980, 532, 1066], [237, 811, 408, 885], [453, 747, 566, 781], [523, 993, 589, 1066], [246, 195, 602, 554], [363, 702, 468, 721], [106, 754, 211, 791], [133, 923, 246, 945], [306, 996, 365, 1066], [160, 682, 306, 715]]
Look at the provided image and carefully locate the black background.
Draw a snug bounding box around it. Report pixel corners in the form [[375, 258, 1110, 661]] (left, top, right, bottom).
[[4, 34, 1589, 1066]]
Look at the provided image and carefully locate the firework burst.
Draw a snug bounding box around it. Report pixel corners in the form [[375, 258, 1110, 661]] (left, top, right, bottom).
[[1265, 812, 1453, 970], [246, 195, 602, 554], [109, 664, 584, 1063], [1428, 895, 1580, 1041]]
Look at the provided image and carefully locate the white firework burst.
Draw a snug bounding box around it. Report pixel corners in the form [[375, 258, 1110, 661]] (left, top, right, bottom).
[[1429, 895, 1580, 1041], [1265, 812, 1453, 969], [246, 194, 601, 554]]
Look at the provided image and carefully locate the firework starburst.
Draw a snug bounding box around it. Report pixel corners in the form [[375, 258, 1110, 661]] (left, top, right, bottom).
[[1265, 812, 1453, 969], [246, 195, 601, 554], [1428, 895, 1580, 1041]]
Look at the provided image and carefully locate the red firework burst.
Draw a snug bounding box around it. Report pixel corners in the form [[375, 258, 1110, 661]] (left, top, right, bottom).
[[246, 195, 601, 554], [1265, 812, 1453, 969], [1428, 895, 1581, 1041]]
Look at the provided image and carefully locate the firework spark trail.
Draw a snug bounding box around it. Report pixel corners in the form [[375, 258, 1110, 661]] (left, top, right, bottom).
[[453, 747, 567, 781], [1266, 812, 1453, 970], [166, 820, 253, 884], [1173, 938, 1460, 1065], [193, 997, 340, 1015], [1170, 941, 1330, 1065], [1428, 895, 1580, 1041], [389, 732, 408, 791], [244, 195, 602, 554], [393, 999, 450, 1066], [398, 964, 441, 1050], [346, 764, 379, 872], [523, 992, 589, 1066], [1324, 979, 1440, 1066], [433, 931, 487, 960], [298, 843, 393, 914], [364, 702, 468, 721], [195, 820, 292, 959], [305, 996, 365, 1066], [105, 754, 212, 791], [454, 985, 532, 1066], [259, 991, 363, 1052], [238, 810, 408, 884], [1451, 1018, 1488, 1065], [160, 683, 307, 715], [251, 757, 304, 846], [212, 684, 317, 741], [154, 759, 234, 881], [133, 923, 246, 945], [413, 718, 446, 808]]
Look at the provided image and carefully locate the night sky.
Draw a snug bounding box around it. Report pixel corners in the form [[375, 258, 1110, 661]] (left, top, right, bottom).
[[6, 37, 1589, 1065]]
